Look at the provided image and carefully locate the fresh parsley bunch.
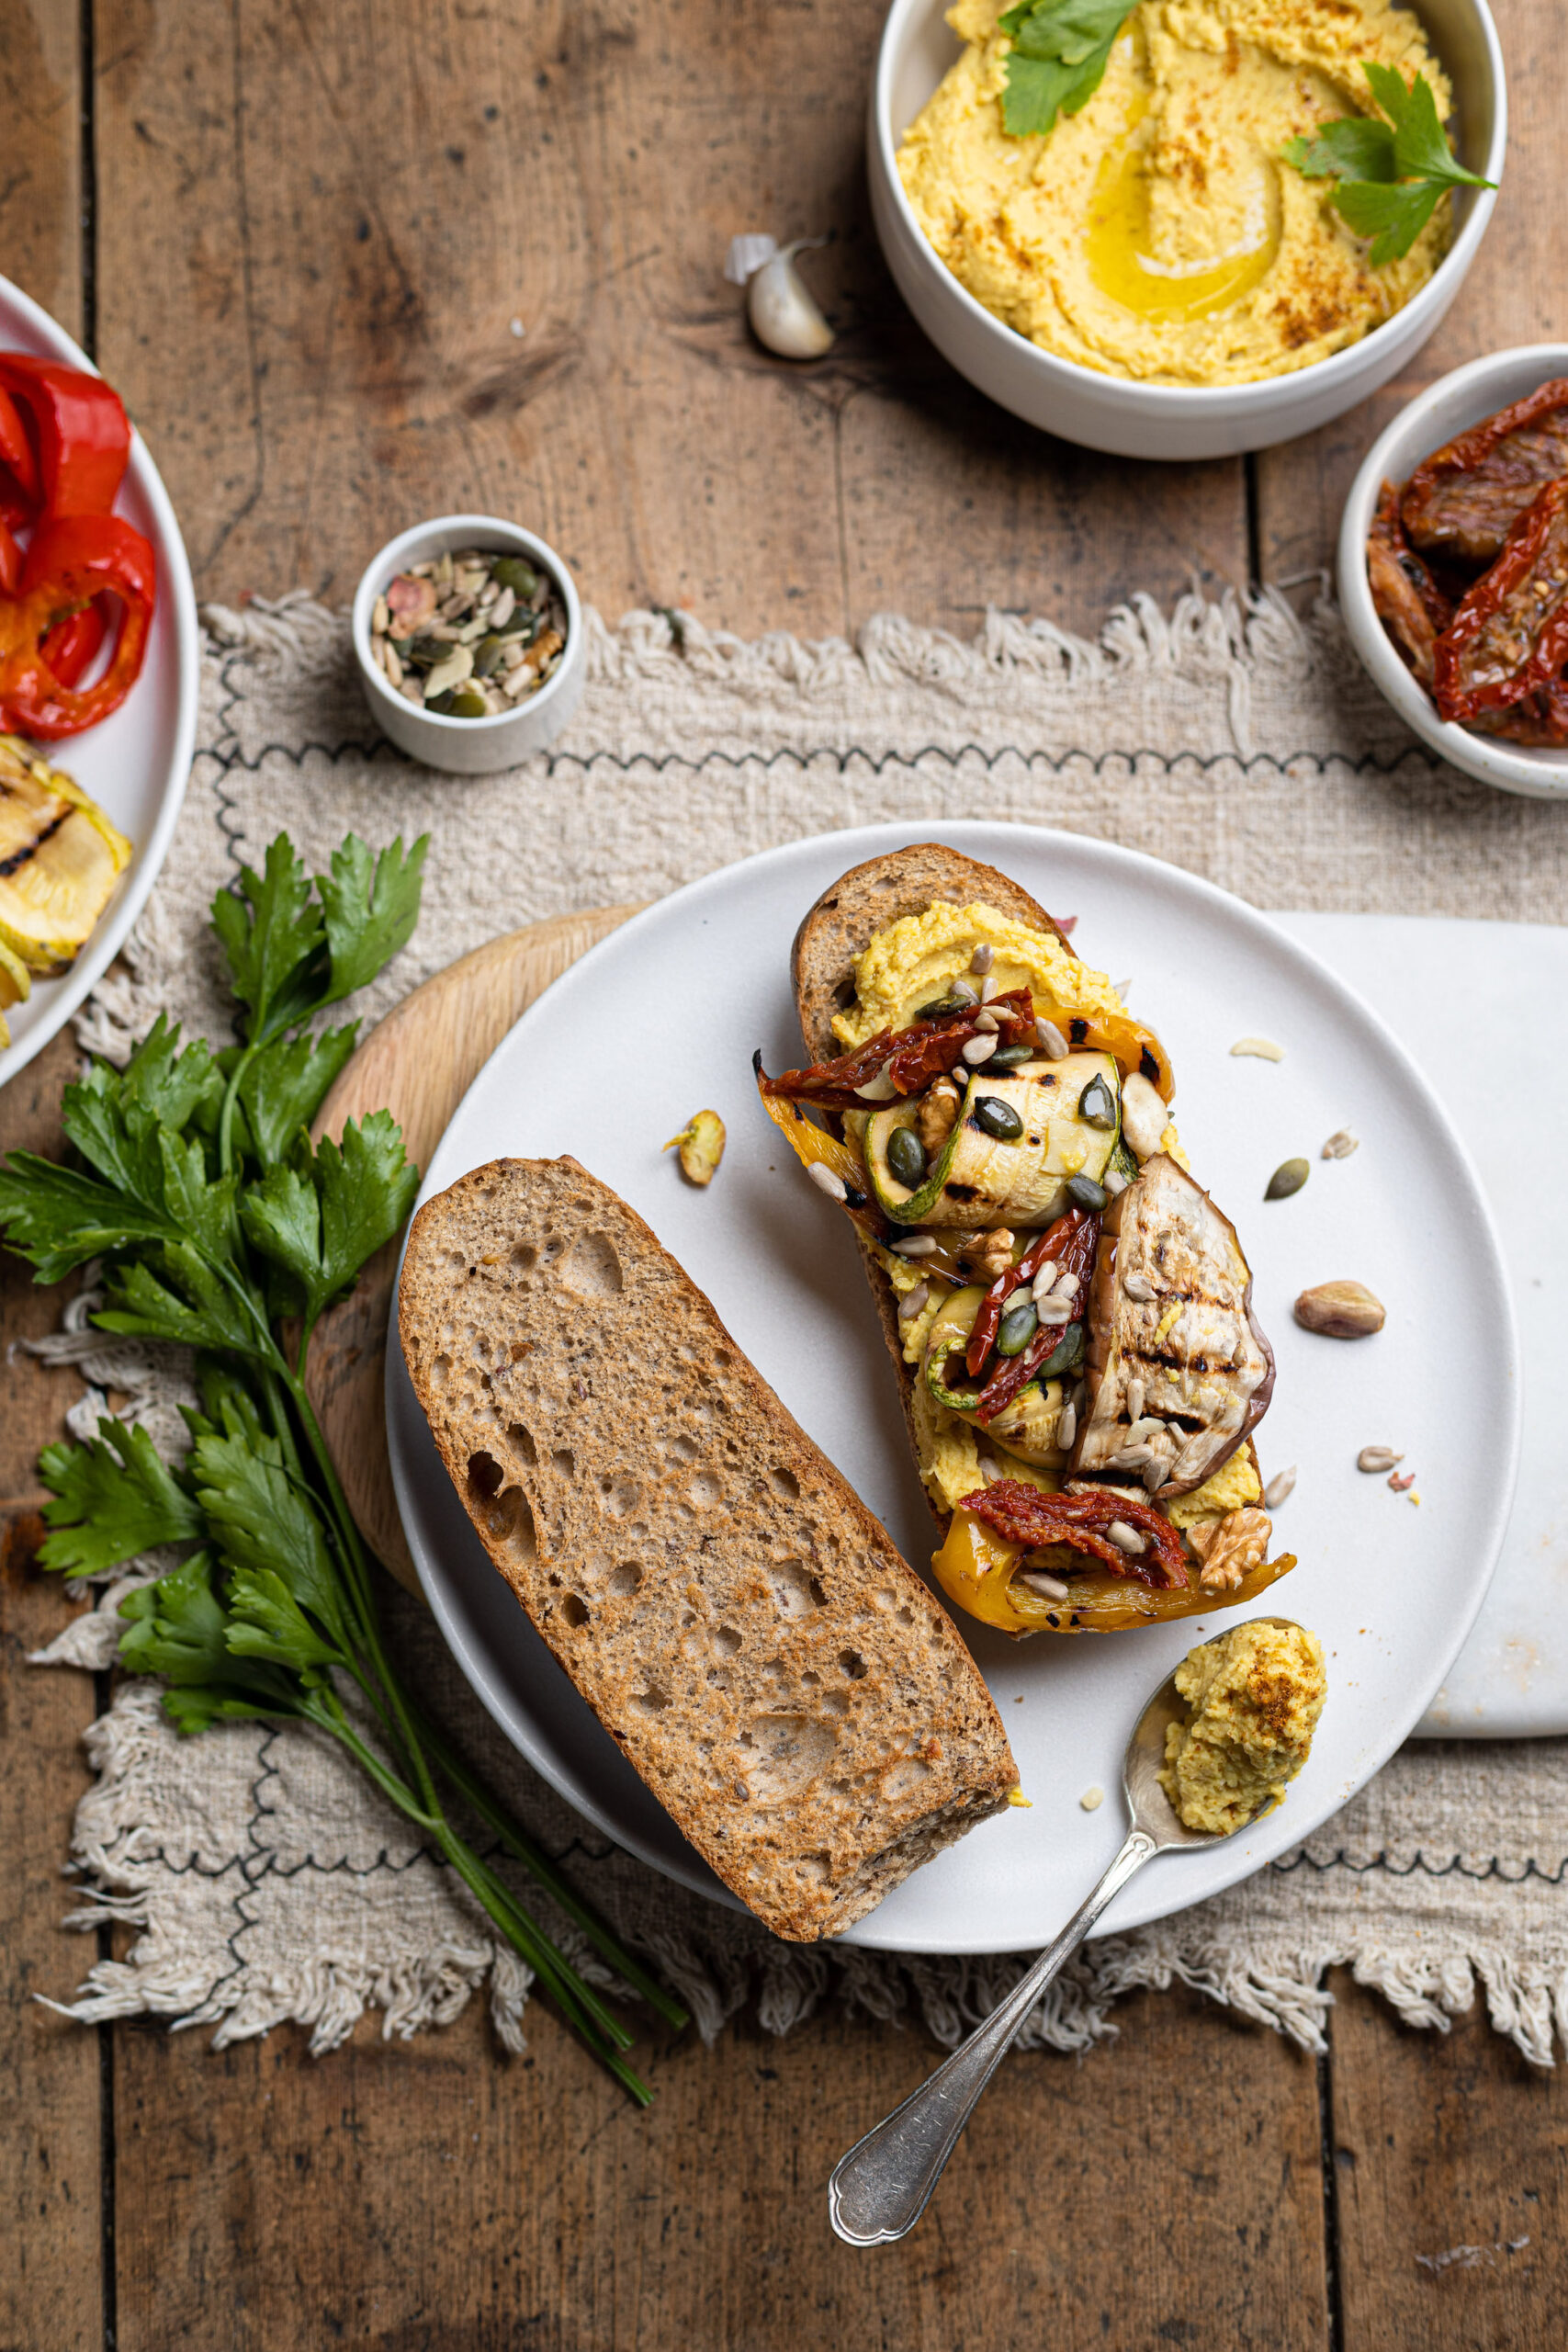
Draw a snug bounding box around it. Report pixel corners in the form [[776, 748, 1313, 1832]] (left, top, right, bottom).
[[998, 0, 1136, 141], [1283, 62, 1494, 266], [0, 831, 684, 2099]]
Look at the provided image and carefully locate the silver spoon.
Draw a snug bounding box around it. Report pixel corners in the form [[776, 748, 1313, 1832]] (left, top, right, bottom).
[[828, 1619, 1303, 2247]]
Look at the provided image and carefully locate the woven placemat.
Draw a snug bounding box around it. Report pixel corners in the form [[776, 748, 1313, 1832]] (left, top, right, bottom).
[[28, 588, 1568, 2066]]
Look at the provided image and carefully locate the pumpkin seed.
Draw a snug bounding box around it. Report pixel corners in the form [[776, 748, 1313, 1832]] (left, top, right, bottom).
[[998, 1301, 1039, 1355], [1077, 1073, 1117, 1130], [1265, 1157, 1309, 1201], [446, 686, 490, 718], [491, 556, 538, 599], [1066, 1173, 1107, 1210], [1038, 1320, 1085, 1379], [886, 1125, 928, 1188], [473, 633, 509, 678], [974, 1094, 1023, 1140], [987, 1044, 1032, 1070], [916, 992, 974, 1023]]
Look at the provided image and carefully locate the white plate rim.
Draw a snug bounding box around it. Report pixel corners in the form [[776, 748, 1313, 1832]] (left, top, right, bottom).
[[388, 820, 1522, 1953], [0, 273, 199, 1085]]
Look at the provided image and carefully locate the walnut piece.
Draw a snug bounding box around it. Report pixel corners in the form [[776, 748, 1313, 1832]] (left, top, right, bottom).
[[1188, 1505, 1273, 1592], [916, 1077, 961, 1158], [971, 1227, 1016, 1282]]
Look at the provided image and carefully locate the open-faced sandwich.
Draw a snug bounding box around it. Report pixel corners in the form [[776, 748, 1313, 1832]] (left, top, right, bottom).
[[756, 844, 1294, 1638]]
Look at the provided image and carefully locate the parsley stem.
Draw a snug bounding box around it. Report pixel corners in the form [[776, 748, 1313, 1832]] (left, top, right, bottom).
[[416, 1713, 690, 2032]]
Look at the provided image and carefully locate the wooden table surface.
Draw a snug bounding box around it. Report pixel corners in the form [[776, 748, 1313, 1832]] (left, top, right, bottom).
[[3, 4, 1566, 2346]]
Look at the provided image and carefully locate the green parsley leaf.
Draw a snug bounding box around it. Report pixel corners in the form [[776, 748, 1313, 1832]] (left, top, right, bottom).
[[1281, 118, 1396, 184], [212, 834, 326, 1041], [96, 1245, 263, 1358], [37, 1419, 206, 1576], [0, 1153, 176, 1283], [189, 1425, 344, 1636], [234, 1025, 358, 1170], [240, 1112, 417, 1326], [226, 1565, 345, 1673], [1282, 65, 1494, 266], [316, 834, 427, 1009], [118, 1552, 299, 1723], [119, 1016, 227, 1135], [998, 0, 1134, 139]]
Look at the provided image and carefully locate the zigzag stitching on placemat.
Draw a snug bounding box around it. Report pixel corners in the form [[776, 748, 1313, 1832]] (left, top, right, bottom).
[[1272, 1848, 1568, 1885]]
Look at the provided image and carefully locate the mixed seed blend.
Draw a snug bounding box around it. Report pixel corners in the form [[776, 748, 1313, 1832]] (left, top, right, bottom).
[[369, 548, 568, 718]]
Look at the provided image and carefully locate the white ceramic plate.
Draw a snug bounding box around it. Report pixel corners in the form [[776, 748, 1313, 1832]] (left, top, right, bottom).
[[388, 823, 1520, 1955], [0, 276, 198, 1083]]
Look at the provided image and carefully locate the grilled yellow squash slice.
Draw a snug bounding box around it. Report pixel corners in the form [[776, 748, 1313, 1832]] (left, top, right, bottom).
[[0, 934, 30, 1047], [0, 735, 132, 981]]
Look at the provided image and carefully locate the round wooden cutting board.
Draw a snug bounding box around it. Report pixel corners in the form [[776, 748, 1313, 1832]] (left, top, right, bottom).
[[308, 906, 637, 1592]]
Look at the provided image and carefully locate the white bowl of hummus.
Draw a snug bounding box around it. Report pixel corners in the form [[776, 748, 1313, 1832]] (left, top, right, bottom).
[[869, 0, 1506, 459]]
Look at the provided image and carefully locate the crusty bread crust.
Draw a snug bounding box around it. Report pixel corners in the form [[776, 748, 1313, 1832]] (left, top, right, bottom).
[[399, 1156, 1018, 1942], [791, 845, 1077, 1531]]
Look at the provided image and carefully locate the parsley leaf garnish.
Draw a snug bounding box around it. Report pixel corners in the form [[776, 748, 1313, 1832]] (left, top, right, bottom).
[[1282, 62, 1493, 266], [998, 0, 1136, 139], [1, 827, 688, 2097]]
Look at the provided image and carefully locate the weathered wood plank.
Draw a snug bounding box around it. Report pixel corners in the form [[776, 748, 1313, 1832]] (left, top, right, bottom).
[[1328, 1968, 1568, 2351], [111, 1983, 1326, 2351], [91, 0, 1243, 636], [0, 0, 83, 341], [0, 1032, 106, 2352], [1255, 0, 1555, 586]]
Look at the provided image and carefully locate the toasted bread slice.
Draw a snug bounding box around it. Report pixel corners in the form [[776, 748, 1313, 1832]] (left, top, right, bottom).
[[792, 844, 1077, 1527], [399, 1155, 1018, 1942]]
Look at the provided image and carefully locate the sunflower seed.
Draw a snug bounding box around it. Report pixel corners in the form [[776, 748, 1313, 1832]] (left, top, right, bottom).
[[1143, 1459, 1167, 1494], [1019, 1569, 1069, 1600], [1032, 1264, 1060, 1303], [807, 1162, 847, 1204], [1037, 1298, 1073, 1325], [1107, 1520, 1147, 1555], [980, 974, 1002, 1003], [1358, 1445, 1403, 1473], [1322, 1129, 1359, 1159], [969, 943, 995, 975], [1055, 1270, 1079, 1298], [973, 1008, 1000, 1033], [854, 1069, 899, 1102], [1230, 1036, 1286, 1061], [950, 980, 978, 1007], [962, 1035, 998, 1066], [977, 1455, 1001, 1484], [1263, 1465, 1297, 1510], [1122, 1272, 1156, 1303], [892, 1234, 938, 1258], [1034, 1018, 1069, 1059], [1056, 1400, 1077, 1449], [1103, 1169, 1129, 1196], [1126, 1376, 1145, 1424]]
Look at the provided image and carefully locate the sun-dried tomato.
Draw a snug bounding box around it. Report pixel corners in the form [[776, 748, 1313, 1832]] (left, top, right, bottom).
[[1403, 379, 1568, 567], [760, 990, 1037, 1110], [971, 1210, 1100, 1417], [957, 1480, 1189, 1590], [1433, 479, 1568, 722], [1367, 480, 1454, 685], [1477, 677, 1568, 745]]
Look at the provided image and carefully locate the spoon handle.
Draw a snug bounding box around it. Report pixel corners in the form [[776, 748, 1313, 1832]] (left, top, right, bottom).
[[828, 1826, 1157, 2246]]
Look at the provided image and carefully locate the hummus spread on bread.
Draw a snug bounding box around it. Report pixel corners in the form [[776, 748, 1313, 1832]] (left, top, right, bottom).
[[897, 0, 1454, 386]]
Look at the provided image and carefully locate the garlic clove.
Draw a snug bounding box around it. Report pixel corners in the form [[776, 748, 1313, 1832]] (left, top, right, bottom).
[[746, 240, 834, 359]]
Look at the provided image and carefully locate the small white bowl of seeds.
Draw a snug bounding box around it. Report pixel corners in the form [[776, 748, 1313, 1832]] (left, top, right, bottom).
[[353, 514, 585, 775]]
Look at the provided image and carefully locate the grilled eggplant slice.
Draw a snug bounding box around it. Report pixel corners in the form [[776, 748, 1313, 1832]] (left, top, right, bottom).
[[865, 1052, 1119, 1227], [0, 737, 132, 978], [1074, 1154, 1274, 1499]]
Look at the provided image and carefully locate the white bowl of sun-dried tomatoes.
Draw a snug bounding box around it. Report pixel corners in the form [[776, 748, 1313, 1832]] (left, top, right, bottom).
[[1340, 345, 1568, 798]]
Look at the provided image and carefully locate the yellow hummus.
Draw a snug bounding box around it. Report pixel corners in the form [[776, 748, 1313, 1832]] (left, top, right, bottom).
[[897, 0, 1453, 385], [1160, 1620, 1326, 1833]]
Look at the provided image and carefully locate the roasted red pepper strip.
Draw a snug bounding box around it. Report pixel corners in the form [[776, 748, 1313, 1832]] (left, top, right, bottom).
[[0, 356, 130, 518], [761, 991, 1038, 1109], [957, 1480, 1190, 1590], [0, 513, 155, 739], [1433, 479, 1568, 721], [964, 1205, 1092, 1382], [0, 382, 39, 514], [974, 1211, 1100, 1418], [39, 598, 108, 688]]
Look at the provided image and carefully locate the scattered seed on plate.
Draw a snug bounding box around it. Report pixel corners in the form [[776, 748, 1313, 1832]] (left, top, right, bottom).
[[1388, 1469, 1416, 1492], [662, 1108, 725, 1187], [1230, 1036, 1286, 1061], [1358, 1445, 1403, 1473], [369, 547, 569, 718], [1265, 1157, 1309, 1201], [1263, 1465, 1297, 1510], [1079, 1784, 1104, 1812], [1322, 1129, 1359, 1159]]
